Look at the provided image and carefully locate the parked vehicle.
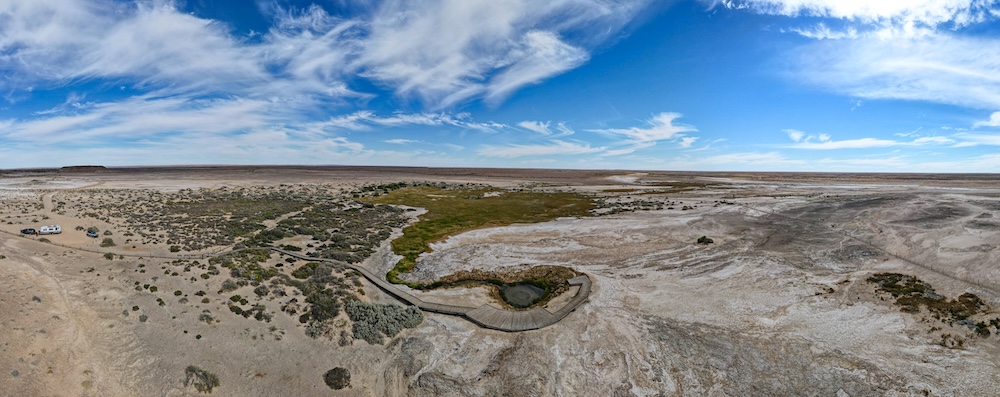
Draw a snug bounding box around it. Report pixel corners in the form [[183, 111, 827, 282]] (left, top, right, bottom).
[[86, 230, 99, 238], [20, 228, 36, 235], [38, 225, 62, 235]]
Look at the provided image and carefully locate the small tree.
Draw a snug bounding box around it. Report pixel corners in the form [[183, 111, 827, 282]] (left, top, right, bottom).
[[101, 238, 116, 247], [697, 236, 714, 245]]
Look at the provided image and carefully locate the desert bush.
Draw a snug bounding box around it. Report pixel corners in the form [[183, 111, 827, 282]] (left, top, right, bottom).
[[100, 238, 116, 247], [103, 230, 112, 236], [38, 238, 51, 243], [291, 262, 322, 279], [697, 236, 713, 244], [170, 245, 181, 252], [345, 300, 423, 345], [103, 252, 114, 260], [254, 285, 269, 297], [218, 279, 239, 293], [86, 226, 99, 233], [306, 291, 341, 323], [323, 367, 350, 390], [184, 365, 220, 394], [75, 225, 84, 231], [198, 311, 214, 324]]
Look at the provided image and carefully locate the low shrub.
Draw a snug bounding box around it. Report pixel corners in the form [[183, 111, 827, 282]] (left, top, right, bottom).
[[345, 300, 423, 345], [323, 367, 350, 390], [184, 365, 220, 394]]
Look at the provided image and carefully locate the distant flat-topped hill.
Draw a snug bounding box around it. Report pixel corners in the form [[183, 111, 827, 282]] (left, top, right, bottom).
[[59, 165, 107, 172]]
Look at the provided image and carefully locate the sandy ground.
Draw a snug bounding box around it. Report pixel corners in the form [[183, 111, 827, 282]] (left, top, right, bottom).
[[2, 167, 1000, 396]]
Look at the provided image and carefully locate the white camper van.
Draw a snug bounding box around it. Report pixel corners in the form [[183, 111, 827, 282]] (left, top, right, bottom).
[[38, 225, 62, 235]]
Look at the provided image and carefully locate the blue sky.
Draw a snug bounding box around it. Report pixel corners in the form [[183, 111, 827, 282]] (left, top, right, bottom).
[[3, 0, 1000, 172]]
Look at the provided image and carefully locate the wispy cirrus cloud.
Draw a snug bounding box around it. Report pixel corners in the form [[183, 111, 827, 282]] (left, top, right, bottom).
[[477, 140, 605, 158], [517, 120, 574, 137], [589, 112, 698, 155], [310, 110, 506, 132], [788, 33, 1000, 110], [356, 0, 648, 107], [384, 138, 420, 144], [780, 129, 958, 149], [716, 0, 1000, 38], [0, 0, 648, 160], [481, 112, 698, 158]]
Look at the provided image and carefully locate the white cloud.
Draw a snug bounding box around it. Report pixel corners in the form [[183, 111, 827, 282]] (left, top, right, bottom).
[[331, 111, 507, 131], [0, 95, 276, 144], [477, 140, 605, 158], [582, 112, 700, 156], [483, 31, 589, 105], [518, 121, 553, 135], [973, 111, 1000, 128], [912, 136, 955, 145], [678, 136, 699, 148], [719, 0, 999, 38], [953, 133, 1000, 146], [780, 129, 958, 149], [518, 120, 574, 136], [384, 139, 420, 144], [784, 23, 859, 40], [590, 112, 697, 144], [791, 33, 1000, 110], [0, 0, 270, 96], [357, 0, 646, 108], [784, 128, 805, 142], [0, 0, 648, 110], [784, 137, 898, 149]]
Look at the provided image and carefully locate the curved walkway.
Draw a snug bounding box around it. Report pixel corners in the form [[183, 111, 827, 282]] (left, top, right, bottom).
[[0, 230, 591, 332], [270, 248, 591, 332]]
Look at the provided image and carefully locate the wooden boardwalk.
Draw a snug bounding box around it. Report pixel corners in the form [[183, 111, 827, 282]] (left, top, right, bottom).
[[270, 248, 590, 332]]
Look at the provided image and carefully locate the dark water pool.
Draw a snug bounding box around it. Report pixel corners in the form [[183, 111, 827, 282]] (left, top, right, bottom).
[[501, 283, 546, 308]]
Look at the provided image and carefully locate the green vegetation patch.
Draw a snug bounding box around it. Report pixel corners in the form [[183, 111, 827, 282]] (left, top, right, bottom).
[[218, 248, 277, 283], [184, 365, 220, 394], [868, 273, 998, 336], [365, 186, 594, 284], [246, 202, 407, 263], [345, 300, 423, 345]]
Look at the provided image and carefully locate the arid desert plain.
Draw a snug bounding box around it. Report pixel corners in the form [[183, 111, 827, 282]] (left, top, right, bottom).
[[2, 166, 1000, 396]]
